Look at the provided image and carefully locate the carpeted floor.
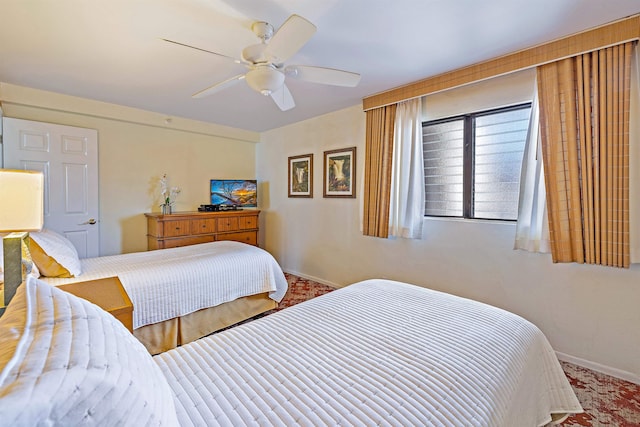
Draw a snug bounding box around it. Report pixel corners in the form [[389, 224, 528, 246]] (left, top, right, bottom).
[[237, 273, 640, 426], [560, 361, 640, 426]]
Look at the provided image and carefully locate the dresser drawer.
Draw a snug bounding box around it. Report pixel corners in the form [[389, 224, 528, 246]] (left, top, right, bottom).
[[239, 215, 258, 230], [163, 220, 191, 237], [163, 235, 214, 249], [191, 218, 216, 235], [217, 217, 239, 232], [216, 231, 257, 246]]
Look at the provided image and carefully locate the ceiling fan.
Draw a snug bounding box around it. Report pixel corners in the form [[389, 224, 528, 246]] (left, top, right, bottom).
[[162, 14, 361, 111]]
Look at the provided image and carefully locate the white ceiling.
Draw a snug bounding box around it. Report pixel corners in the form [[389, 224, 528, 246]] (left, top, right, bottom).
[[0, 0, 638, 133]]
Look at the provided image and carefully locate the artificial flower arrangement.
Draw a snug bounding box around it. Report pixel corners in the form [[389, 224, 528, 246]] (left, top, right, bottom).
[[160, 173, 181, 214]]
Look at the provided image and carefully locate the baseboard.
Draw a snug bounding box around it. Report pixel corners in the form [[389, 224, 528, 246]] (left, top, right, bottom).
[[282, 269, 342, 289], [556, 351, 640, 385]]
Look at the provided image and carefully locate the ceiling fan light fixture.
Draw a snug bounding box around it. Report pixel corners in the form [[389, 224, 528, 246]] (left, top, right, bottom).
[[245, 66, 284, 96]]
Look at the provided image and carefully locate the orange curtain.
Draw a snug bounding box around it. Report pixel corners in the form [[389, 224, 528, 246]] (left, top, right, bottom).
[[363, 104, 397, 237], [537, 42, 633, 268]]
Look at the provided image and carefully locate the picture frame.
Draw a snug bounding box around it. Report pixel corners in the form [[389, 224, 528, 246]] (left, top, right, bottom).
[[323, 147, 356, 198], [288, 154, 313, 198]]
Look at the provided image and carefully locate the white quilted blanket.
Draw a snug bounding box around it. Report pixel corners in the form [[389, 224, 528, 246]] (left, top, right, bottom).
[[42, 241, 288, 329], [155, 279, 582, 427]]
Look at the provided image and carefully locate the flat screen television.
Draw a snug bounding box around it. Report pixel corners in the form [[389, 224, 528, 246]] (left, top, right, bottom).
[[210, 179, 257, 207]]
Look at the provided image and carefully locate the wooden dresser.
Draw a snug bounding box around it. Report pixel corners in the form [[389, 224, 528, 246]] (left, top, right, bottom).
[[145, 210, 259, 250]]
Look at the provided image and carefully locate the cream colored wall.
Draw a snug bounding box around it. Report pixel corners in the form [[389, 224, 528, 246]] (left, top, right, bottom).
[[258, 79, 640, 382], [0, 84, 259, 256]]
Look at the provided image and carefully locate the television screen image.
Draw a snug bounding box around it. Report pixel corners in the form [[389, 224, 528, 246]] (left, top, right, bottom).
[[210, 179, 257, 207]]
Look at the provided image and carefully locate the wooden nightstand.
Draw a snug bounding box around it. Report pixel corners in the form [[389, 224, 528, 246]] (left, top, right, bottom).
[[58, 276, 133, 332]]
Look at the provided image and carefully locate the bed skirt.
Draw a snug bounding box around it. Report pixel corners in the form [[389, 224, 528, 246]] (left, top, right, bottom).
[[133, 292, 276, 355]]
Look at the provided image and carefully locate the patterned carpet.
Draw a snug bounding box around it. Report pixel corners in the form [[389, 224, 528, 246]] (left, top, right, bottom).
[[240, 273, 640, 426], [560, 362, 640, 426], [272, 273, 336, 310]]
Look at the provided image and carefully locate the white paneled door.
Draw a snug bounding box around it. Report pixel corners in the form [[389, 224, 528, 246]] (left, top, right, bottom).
[[2, 118, 99, 258]]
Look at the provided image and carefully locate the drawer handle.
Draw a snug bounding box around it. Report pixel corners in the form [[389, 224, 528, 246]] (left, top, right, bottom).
[[175, 227, 180, 230]]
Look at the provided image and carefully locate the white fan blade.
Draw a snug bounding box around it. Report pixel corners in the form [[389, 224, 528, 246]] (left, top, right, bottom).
[[192, 74, 245, 98], [162, 38, 242, 63], [266, 15, 316, 63], [285, 65, 361, 87], [270, 83, 295, 111]]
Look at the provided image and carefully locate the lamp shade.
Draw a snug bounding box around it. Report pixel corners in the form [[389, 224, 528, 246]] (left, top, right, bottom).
[[0, 169, 44, 232]]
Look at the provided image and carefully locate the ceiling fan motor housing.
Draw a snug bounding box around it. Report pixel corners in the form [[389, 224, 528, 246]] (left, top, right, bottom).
[[242, 43, 270, 64]]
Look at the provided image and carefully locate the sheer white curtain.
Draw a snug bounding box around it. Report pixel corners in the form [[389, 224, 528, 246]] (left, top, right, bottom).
[[514, 82, 550, 253], [388, 98, 424, 239]]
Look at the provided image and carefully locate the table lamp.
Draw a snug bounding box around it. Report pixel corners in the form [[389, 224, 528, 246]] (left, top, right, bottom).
[[0, 169, 44, 315]]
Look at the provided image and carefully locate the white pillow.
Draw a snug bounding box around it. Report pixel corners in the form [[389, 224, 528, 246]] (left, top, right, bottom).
[[29, 228, 82, 277], [0, 276, 179, 426]]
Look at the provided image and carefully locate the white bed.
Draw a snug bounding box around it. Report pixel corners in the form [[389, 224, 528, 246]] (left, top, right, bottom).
[[25, 229, 288, 353], [0, 276, 583, 426]]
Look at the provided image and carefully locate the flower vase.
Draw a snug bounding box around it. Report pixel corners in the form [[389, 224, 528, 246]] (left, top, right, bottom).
[[162, 204, 172, 215]]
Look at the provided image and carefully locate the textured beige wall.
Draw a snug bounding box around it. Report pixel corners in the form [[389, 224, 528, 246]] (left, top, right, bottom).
[[258, 82, 640, 382], [1, 84, 258, 256]]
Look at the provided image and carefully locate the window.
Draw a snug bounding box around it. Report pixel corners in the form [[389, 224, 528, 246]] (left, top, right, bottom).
[[422, 104, 531, 220]]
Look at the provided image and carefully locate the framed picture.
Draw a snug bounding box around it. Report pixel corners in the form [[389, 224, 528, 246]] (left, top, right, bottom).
[[323, 147, 356, 198], [288, 154, 313, 197]]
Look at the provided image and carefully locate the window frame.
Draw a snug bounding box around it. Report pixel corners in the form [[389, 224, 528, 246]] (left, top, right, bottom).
[[422, 102, 532, 221]]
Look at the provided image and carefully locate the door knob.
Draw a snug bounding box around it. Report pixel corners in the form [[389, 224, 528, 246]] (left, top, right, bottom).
[[79, 218, 97, 225]]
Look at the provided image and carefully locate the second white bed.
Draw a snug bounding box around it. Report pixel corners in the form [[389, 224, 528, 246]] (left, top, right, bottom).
[[155, 279, 582, 426], [42, 241, 288, 330]]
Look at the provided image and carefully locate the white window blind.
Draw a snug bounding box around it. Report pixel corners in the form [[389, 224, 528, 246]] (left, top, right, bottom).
[[423, 119, 464, 217], [474, 108, 530, 219], [422, 104, 531, 220]]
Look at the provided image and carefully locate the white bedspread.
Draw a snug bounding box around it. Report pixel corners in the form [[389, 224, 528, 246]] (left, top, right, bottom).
[[42, 241, 288, 329], [155, 279, 582, 427]]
